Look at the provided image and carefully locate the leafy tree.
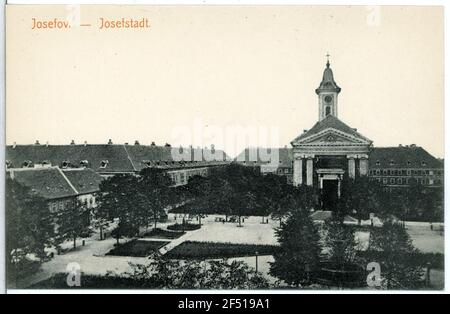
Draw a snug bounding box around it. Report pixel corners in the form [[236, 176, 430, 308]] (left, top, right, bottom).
[[56, 198, 92, 249], [270, 207, 322, 287], [340, 177, 383, 225], [97, 174, 141, 244], [6, 178, 56, 282], [368, 220, 424, 289], [91, 194, 111, 240], [139, 168, 173, 229], [271, 194, 295, 228]]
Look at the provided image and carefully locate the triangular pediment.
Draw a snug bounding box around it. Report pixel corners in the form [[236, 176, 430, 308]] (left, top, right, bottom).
[[291, 115, 372, 146], [292, 128, 372, 147]]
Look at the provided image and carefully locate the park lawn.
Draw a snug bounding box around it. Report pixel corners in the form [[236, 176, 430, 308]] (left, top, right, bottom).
[[106, 240, 169, 257], [142, 228, 185, 239], [165, 241, 280, 260]]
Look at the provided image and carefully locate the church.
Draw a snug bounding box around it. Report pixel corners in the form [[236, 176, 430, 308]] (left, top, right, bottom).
[[290, 58, 372, 209], [236, 58, 443, 211]]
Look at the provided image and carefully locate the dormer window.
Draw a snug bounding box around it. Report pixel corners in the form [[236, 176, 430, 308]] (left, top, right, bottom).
[[80, 160, 89, 167], [421, 161, 427, 167], [144, 160, 152, 168], [407, 161, 411, 166], [376, 161, 380, 166], [61, 161, 70, 169], [100, 160, 109, 168], [389, 160, 394, 166], [23, 160, 33, 168]]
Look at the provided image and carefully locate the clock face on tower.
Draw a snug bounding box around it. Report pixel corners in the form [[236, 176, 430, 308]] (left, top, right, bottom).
[[324, 95, 333, 103]]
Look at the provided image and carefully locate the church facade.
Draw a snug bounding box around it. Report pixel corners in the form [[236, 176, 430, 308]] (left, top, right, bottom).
[[290, 60, 372, 209]]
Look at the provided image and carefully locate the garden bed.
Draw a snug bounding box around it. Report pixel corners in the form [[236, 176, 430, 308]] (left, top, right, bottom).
[[142, 228, 185, 239], [106, 240, 169, 257], [167, 223, 201, 231], [165, 241, 280, 259]]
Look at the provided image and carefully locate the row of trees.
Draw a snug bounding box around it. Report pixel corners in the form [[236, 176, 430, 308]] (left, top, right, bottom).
[[176, 164, 317, 227], [94, 168, 183, 244], [270, 204, 426, 289], [176, 165, 443, 226], [320, 176, 444, 223]]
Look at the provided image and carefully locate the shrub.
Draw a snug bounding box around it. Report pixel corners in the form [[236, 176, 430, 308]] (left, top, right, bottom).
[[165, 241, 280, 259], [106, 240, 169, 257], [142, 228, 185, 239], [167, 223, 201, 231]]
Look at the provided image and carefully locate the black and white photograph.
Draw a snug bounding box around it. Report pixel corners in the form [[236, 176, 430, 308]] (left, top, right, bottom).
[[1, 1, 447, 295]]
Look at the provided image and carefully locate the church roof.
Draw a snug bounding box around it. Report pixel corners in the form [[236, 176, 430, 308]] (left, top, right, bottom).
[[291, 115, 371, 144], [315, 61, 341, 94]]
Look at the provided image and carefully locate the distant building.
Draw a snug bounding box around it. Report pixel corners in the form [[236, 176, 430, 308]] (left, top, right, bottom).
[[6, 167, 103, 213], [234, 147, 294, 184], [5, 141, 231, 186], [369, 146, 444, 188]]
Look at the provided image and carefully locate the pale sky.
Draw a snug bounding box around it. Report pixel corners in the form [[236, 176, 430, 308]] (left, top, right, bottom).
[[6, 5, 444, 158]]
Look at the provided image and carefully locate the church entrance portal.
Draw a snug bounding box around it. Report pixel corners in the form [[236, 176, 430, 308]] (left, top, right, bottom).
[[322, 179, 339, 211]]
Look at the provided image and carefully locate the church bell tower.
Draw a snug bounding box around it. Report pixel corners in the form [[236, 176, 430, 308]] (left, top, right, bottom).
[[315, 55, 341, 121]]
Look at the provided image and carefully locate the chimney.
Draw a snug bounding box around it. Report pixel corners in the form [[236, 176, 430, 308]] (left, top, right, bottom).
[[124, 142, 129, 145], [399, 144, 403, 147], [13, 142, 16, 149], [84, 141, 88, 146], [35, 140, 40, 145], [134, 140, 140, 145], [108, 139, 113, 145], [150, 141, 156, 146], [70, 140, 75, 145], [303, 129, 308, 133], [165, 143, 171, 147]]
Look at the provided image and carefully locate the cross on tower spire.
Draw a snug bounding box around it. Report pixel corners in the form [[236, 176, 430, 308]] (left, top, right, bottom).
[[326, 52, 330, 68]]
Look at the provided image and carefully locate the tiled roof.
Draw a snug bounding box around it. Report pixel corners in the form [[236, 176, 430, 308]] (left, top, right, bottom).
[[292, 115, 371, 143], [235, 147, 293, 167], [7, 167, 78, 200], [369, 146, 443, 169], [6, 144, 231, 173], [62, 168, 103, 195], [5, 145, 135, 173]]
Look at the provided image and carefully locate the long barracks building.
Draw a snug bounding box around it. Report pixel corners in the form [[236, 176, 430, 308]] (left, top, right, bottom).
[[6, 141, 231, 187]]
